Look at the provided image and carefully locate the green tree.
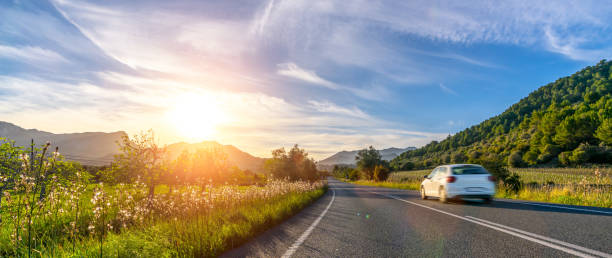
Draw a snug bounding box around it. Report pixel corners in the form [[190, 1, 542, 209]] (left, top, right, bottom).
[[507, 151, 524, 168], [451, 152, 467, 163], [264, 145, 318, 181], [553, 113, 598, 149], [113, 130, 168, 198], [522, 150, 539, 166], [558, 151, 572, 166], [595, 119, 612, 145], [355, 146, 382, 180]]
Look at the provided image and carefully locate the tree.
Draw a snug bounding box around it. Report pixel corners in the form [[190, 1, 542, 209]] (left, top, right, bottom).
[[399, 161, 414, 171], [558, 151, 572, 166], [553, 113, 598, 149], [264, 145, 318, 181], [113, 130, 168, 198], [507, 151, 524, 168], [595, 119, 612, 145], [355, 146, 382, 180], [522, 150, 539, 166]]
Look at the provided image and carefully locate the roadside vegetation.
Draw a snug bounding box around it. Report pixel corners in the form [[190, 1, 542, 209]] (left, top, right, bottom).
[[0, 133, 326, 257]]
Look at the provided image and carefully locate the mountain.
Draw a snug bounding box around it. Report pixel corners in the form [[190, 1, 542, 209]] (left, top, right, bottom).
[[391, 60, 612, 170], [318, 147, 416, 166], [0, 121, 125, 165], [164, 141, 266, 173], [0, 122, 266, 171]]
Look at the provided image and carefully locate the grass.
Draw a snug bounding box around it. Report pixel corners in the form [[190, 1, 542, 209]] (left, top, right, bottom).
[[1, 180, 327, 257], [345, 179, 421, 190], [496, 185, 612, 208], [510, 167, 611, 185], [49, 187, 327, 257], [340, 167, 612, 208]]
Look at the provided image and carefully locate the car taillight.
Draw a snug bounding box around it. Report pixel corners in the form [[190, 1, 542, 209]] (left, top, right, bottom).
[[446, 176, 456, 183], [488, 176, 496, 182]]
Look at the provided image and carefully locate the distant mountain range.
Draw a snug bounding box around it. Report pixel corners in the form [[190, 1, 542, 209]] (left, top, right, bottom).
[[165, 141, 265, 172], [318, 147, 416, 167], [0, 121, 125, 166], [0, 121, 265, 171]]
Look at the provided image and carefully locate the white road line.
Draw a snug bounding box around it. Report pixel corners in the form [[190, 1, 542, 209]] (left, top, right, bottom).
[[366, 190, 609, 258], [466, 216, 612, 258], [282, 189, 336, 258], [496, 200, 612, 215]]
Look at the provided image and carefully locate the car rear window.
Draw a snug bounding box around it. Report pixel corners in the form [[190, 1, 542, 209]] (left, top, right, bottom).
[[451, 165, 489, 175]]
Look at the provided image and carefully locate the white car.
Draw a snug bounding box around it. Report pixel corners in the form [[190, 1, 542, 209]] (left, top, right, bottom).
[[420, 164, 496, 203]]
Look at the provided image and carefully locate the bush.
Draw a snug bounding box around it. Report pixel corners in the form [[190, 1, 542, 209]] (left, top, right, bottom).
[[373, 165, 389, 182], [507, 151, 524, 168], [480, 158, 510, 182], [558, 151, 572, 166], [503, 173, 523, 194], [451, 152, 467, 163], [348, 169, 359, 181], [569, 148, 589, 165], [522, 150, 539, 166], [399, 161, 414, 171]]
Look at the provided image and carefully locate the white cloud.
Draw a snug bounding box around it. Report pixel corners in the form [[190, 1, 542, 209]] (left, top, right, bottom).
[[0, 45, 68, 63], [439, 83, 457, 95], [277, 62, 339, 89], [307, 100, 369, 119], [253, 0, 612, 62]]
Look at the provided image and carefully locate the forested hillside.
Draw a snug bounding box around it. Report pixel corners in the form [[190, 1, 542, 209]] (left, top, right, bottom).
[[391, 60, 612, 170]]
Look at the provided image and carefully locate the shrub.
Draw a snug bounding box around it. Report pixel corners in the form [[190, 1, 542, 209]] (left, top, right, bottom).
[[507, 151, 524, 168], [503, 173, 523, 194], [480, 158, 510, 182], [558, 151, 572, 166], [522, 150, 539, 166], [451, 152, 467, 163], [373, 165, 389, 182], [399, 161, 414, 171]]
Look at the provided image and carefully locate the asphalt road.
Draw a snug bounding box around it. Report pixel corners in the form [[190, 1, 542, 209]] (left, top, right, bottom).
[[223, 178, 612, 258]]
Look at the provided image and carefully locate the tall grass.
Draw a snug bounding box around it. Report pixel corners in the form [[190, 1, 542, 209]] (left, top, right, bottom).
[[1, 179, 327, 256], [51, 186, 326, 257]]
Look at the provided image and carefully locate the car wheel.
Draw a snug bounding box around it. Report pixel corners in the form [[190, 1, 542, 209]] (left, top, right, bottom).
[[439, 187, 447, 203], [421, 187, 427, 200]]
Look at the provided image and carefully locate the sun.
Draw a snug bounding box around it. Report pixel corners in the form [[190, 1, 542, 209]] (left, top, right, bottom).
[[166, 95, 226, 141]]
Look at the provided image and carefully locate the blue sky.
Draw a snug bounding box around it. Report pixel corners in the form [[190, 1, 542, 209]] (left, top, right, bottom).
[[1, 0, 611, 159]]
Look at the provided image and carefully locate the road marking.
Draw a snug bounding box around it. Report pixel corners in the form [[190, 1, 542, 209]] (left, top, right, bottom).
[[366, 190, 610, 258], [496, 200, 612, 215], [282, 189, 336, 258], [466, 216, 612, 258]]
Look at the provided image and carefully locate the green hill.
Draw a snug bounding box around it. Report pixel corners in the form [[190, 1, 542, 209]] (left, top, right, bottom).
[[391, 60, 612, 170]]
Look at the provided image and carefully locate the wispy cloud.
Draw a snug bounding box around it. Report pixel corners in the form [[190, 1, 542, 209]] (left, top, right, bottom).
[[439, 83, 457, 95], [277, 62, 339, 89], [308, 100, 369, 119], [543, 27, 612, 61], [0, 45, 68, 64]]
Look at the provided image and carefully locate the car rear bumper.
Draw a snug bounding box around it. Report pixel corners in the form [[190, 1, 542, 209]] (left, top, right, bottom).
[[449, 194, 493, 199], [446, 187, 495, 199]]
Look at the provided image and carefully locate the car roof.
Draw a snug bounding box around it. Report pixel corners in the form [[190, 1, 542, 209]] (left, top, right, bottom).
[[439, 164, 483, 168]]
